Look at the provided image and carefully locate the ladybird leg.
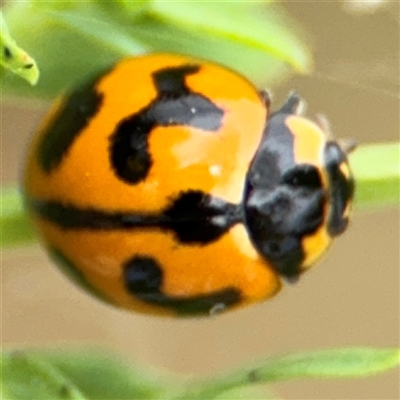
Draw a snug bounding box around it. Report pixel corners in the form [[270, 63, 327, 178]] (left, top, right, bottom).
[[277, 91, 306, 115], [258, 89, 272, 109], [314, 115, 357, 154], [283, 274, 300, 284]]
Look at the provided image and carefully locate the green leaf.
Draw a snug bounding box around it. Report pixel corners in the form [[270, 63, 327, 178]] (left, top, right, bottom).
[[128, 13, 294, 88], [178, 347, 400, 400], [1, 1, 310, 101], [350, 142, 399, 210], [0, 10, 39, 85], [1, 187, 36, 248], [1, 352, 87, 399], [1, 349, 169, 400], [2, 347, 399, 400], [211, 386, 280, 400], [245, 347, 400, 381], [1, 3, 145, 101], [150, 1, 311, 74]]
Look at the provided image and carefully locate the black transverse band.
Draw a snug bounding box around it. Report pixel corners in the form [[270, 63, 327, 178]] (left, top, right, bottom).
[[124, 255, 240, 315], [25, 190, 242, 244], [38, 69, 108, 173]]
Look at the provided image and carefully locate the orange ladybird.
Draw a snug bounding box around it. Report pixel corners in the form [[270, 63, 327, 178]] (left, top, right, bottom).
[[22, 54, 355, 316]]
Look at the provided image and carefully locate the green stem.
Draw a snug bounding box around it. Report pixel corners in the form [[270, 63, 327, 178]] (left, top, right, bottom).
[[350, 142, 399, 210], [176, 347, 400, 400], [1, 186, 36, 247]]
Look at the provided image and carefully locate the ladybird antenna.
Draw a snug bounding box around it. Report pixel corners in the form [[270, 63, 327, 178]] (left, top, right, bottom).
[[338, 138, 357, 154], [277, 91, 306, 115], [314, 70, 400, 100]]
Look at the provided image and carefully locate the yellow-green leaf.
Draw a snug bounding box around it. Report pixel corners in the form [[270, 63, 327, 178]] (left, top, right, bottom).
[[350, 142, 400, 210], [1, 1, 310, 101], [0, 10, 39, 85]]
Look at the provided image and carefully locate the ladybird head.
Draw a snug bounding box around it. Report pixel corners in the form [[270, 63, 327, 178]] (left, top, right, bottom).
[[244, 92, 355, 281]]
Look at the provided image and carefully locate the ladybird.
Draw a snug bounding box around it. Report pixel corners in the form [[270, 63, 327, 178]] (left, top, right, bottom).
[[22, 54, 355, 317]]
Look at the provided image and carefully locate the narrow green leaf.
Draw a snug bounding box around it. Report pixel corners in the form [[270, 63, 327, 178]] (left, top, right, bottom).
[[179, 347, 400, 400], [2, 347, 398, 400], [1, 352, 87, 400], [2, 1, 309, 101], [151, 1, 311, 74], [38, 350, 167, 400], [245, 347, 400, 381], [50, 9, 147, 55], [1, 3, 145, 101], [96, 0, 152, 14], [350, 142, 399, 209], [1, 187, 36, 247], [1, 349, 171, 400], [211, 386, 280, 400], [129, 16, 292, 88], [0, 10, 39, 85]]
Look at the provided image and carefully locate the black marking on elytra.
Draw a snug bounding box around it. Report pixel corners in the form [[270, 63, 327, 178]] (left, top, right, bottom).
[[25, 198, 163, 229], [244, 108, 325, 279], [124, 255, 241, 315], [162, 190, 241, 243], [38, 72, 105, 172], [324, 142, 355, 236], [23, 63, 34, 69], [25, 190, 241, 244], [110, 64, 224, 184]]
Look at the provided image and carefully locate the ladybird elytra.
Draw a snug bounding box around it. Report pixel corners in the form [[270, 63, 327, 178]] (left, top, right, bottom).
[[24, 54, 267, 211], [22, 53, 355, 316]]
